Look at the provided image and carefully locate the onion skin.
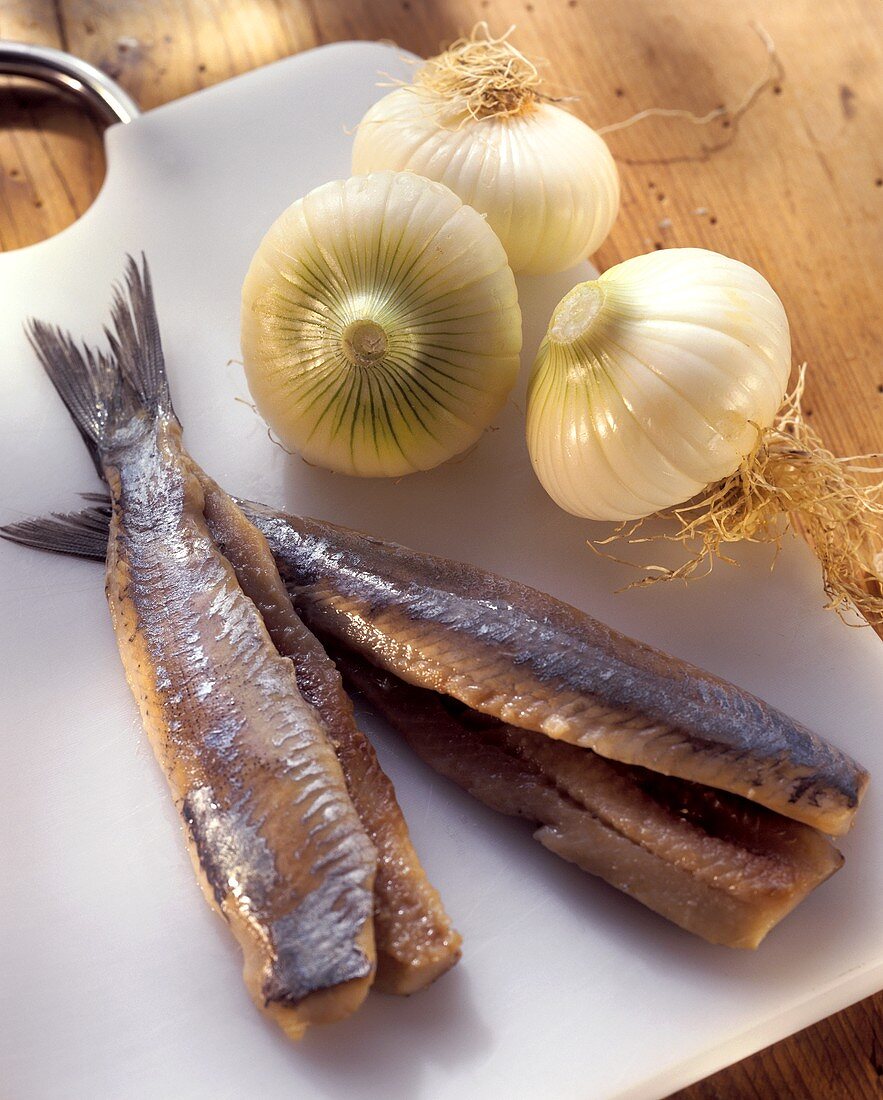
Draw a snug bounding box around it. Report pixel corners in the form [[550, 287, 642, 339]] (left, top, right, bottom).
[[241, 171, 522, 478], [352, 89, 620, 275], [526, 248, 792, 521]]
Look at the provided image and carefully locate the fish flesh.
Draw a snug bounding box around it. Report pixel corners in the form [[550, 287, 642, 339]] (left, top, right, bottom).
[[247, 506, 869, 837], [1, 496, 460, 994], [25, 258, 383, 1039], [3, 481, 462, 996], [333, 647, 844, 949], [197, 473, 461, 993], [7, 491, 867, 946], [23, 260, 459, 1010]]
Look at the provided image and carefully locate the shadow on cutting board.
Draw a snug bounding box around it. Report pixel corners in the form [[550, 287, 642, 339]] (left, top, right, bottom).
[[291, 967, 492, 1094]]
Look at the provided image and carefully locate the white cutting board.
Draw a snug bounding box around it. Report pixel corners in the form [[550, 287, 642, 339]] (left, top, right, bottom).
[[0, 42, 881, 1100]]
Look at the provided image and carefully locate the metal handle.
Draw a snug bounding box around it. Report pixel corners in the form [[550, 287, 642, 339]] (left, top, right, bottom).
[[0, 40, 140, 126]]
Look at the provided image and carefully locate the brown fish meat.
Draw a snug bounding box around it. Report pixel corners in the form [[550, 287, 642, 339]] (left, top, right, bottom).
[[15, 261, 459, 1003], [25, 258, 380, 1039], [334, 647, 844, 949], [197, 474, 461, 993], [8, 492, 867, 947], [245, 508, 867, 837]]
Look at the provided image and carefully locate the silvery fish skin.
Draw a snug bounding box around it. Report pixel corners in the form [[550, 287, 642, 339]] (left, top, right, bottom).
[[243, 505, 868, 838], [334, 647, 844, 949], [1, 481, 462, 997], [26, 259, 378, 1039], [3, 492, 864, 945], [198, 473, 461, 994]]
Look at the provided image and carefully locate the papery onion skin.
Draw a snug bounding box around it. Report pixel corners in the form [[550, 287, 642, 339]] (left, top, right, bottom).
[[526, 248, 792, 521], [241, 171, 522, 478], [352, 89, 620, 275]]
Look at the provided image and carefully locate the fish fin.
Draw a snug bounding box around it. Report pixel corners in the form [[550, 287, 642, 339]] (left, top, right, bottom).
[[0, 503, 111, 561], [79, 491, 112, 507], [27, 255, 173, 467], [103, 254, 172, 419]]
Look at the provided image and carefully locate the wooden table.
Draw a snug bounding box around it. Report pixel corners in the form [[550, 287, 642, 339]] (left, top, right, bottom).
[[1, 1, 880, 1096]]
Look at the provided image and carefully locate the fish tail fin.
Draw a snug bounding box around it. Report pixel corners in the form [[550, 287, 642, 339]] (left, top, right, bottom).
[[104, 254, 172, 419], [0, 498, 111, 561], [27, 254, 172, 471]]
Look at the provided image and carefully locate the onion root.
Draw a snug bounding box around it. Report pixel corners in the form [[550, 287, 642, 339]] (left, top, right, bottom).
[[412, 22, 546, 121], [591, 366, 883, 630]]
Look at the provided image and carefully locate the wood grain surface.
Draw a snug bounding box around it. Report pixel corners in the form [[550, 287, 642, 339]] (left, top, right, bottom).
[[1, 1, 881, 1097]]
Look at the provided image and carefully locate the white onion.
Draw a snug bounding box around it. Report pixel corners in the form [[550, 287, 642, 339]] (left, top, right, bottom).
[[526, 248, 792, 520], [352, 35, 619, 275], [241, 172, 521, 478]]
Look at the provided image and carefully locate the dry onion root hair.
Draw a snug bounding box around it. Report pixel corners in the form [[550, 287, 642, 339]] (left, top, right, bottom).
[[410, 22, 550, 121], [381, 19, 778, 139], [591, 367, 883, 630]]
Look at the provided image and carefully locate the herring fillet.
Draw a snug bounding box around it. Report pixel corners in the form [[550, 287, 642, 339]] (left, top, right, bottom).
[[3, 494, 861, 944], [196, 472, 461, 993], [3, 469, 462, 990], [6, 495, 869, 837], [249, 507, 868, 836], [334, 649, 844, 949], [25, 258, 377, 1038]]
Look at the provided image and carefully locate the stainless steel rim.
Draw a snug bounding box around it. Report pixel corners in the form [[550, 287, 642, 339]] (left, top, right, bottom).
[[0, 40, 140, 125]]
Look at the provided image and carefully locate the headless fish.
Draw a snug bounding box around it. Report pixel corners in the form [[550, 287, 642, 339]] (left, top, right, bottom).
[[6, 486, 868, 947], [22, 259, 382, 1038], [248, 506, 869, 838], [197, 474, 460, 993]]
